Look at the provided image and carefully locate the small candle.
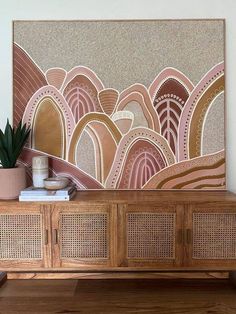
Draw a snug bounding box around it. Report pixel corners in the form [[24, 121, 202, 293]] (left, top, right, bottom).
[[32, 156, 49, 188]]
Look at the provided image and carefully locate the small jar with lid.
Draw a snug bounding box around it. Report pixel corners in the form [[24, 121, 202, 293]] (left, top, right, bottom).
[[32, 156, 49, 188]]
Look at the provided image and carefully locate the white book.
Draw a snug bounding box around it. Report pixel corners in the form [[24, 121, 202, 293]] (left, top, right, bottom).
[[19, 190, 76, 202], [20, 185, 76, 196]]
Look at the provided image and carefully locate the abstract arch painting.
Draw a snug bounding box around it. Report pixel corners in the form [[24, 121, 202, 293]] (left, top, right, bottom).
[[13, 20, 225, 190]]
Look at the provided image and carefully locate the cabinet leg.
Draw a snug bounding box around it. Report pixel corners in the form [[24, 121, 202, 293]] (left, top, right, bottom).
[[229, 272, 236, 286], [0, 272, 7, 287]]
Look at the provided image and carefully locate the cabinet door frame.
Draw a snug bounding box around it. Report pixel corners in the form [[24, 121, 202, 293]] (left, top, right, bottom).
[[0, 203, 51, 270], [51, 202, 117, 269], [185, 203, 236, 269], [117, 202, 184, 269]]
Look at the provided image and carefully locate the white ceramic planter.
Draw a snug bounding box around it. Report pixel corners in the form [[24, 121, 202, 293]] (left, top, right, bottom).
[[0, 166, 26, 200]]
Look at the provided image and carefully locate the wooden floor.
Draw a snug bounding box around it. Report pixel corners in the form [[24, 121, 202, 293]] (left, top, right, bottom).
[[0, 279, 236, 313]]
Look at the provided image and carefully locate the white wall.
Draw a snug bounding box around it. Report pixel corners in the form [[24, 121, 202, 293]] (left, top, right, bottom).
[[0, 0, 236, 190]]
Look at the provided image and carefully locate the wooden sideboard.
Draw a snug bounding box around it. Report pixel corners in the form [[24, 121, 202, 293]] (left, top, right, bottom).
[[1, 190, 236, 280]]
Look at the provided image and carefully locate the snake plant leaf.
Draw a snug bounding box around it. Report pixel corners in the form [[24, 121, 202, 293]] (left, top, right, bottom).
[[13, 120, 22, 146], [0, 148, 10, 168], [5, 119, 13, 164], [0, 119, 31, 168], [0, 129, 5, 147], [12, 128, 30, 165]]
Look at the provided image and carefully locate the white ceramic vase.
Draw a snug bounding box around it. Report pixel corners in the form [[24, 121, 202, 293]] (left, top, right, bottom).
[[32, 156, 49, 188]]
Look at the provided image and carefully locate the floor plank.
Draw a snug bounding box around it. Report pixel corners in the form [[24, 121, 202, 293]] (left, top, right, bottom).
[[0, 279, 236, 313]]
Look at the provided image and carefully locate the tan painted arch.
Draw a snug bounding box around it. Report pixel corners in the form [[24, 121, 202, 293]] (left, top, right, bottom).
[[116, 84, 160, 132], [32, 97, 66, 158], [68, 112, 122, 165], [189, 75, 224, 158]]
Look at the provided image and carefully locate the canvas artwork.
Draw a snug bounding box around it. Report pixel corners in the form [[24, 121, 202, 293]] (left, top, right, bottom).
[[13, 20, 225, 190]]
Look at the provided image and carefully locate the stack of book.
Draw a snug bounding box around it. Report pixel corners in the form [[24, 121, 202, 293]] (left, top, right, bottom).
[[19, 184, 77, 201]]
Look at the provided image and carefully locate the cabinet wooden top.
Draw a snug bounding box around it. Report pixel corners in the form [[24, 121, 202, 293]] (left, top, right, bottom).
[[1, 190, 236, 205], [71, 190, 236, 204]]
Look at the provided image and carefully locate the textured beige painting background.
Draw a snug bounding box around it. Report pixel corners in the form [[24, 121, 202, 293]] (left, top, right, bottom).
[[14, 20, 224, 90]]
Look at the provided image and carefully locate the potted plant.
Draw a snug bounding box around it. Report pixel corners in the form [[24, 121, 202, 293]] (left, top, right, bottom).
[[0, 119, 31, 199]]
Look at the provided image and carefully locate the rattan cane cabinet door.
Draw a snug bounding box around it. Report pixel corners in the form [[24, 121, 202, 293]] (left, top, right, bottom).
[[186, 204, 236, 269], [52, 203, 116, 268], [117, 204, 184, 268], [0, 203, 50, 270]]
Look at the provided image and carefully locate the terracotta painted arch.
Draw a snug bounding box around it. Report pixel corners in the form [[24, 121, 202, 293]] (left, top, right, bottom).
[[61, 66, 104, 93], [98, 88, 119, 115], [149, 68, 194, 159], [149, 67, 194, 102], [105, 127, 175, 189], [178, 62, 224, 161], [115, 84, 160, 132], [116, 139, 168, 189], [13, 43, 47, 127], [45, 68, 67, 90], [63, 76, 103, 123], [154, 97, 185, 159]]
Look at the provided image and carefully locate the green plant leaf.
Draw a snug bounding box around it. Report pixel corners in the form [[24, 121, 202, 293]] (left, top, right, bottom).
[[12, 131, 30, 165], [0, 129, 5, 147], [0, 119, 31, 168], [0, 148, 10, 168], [6, 120, 13, 164], [13, 120, 22, 149]]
